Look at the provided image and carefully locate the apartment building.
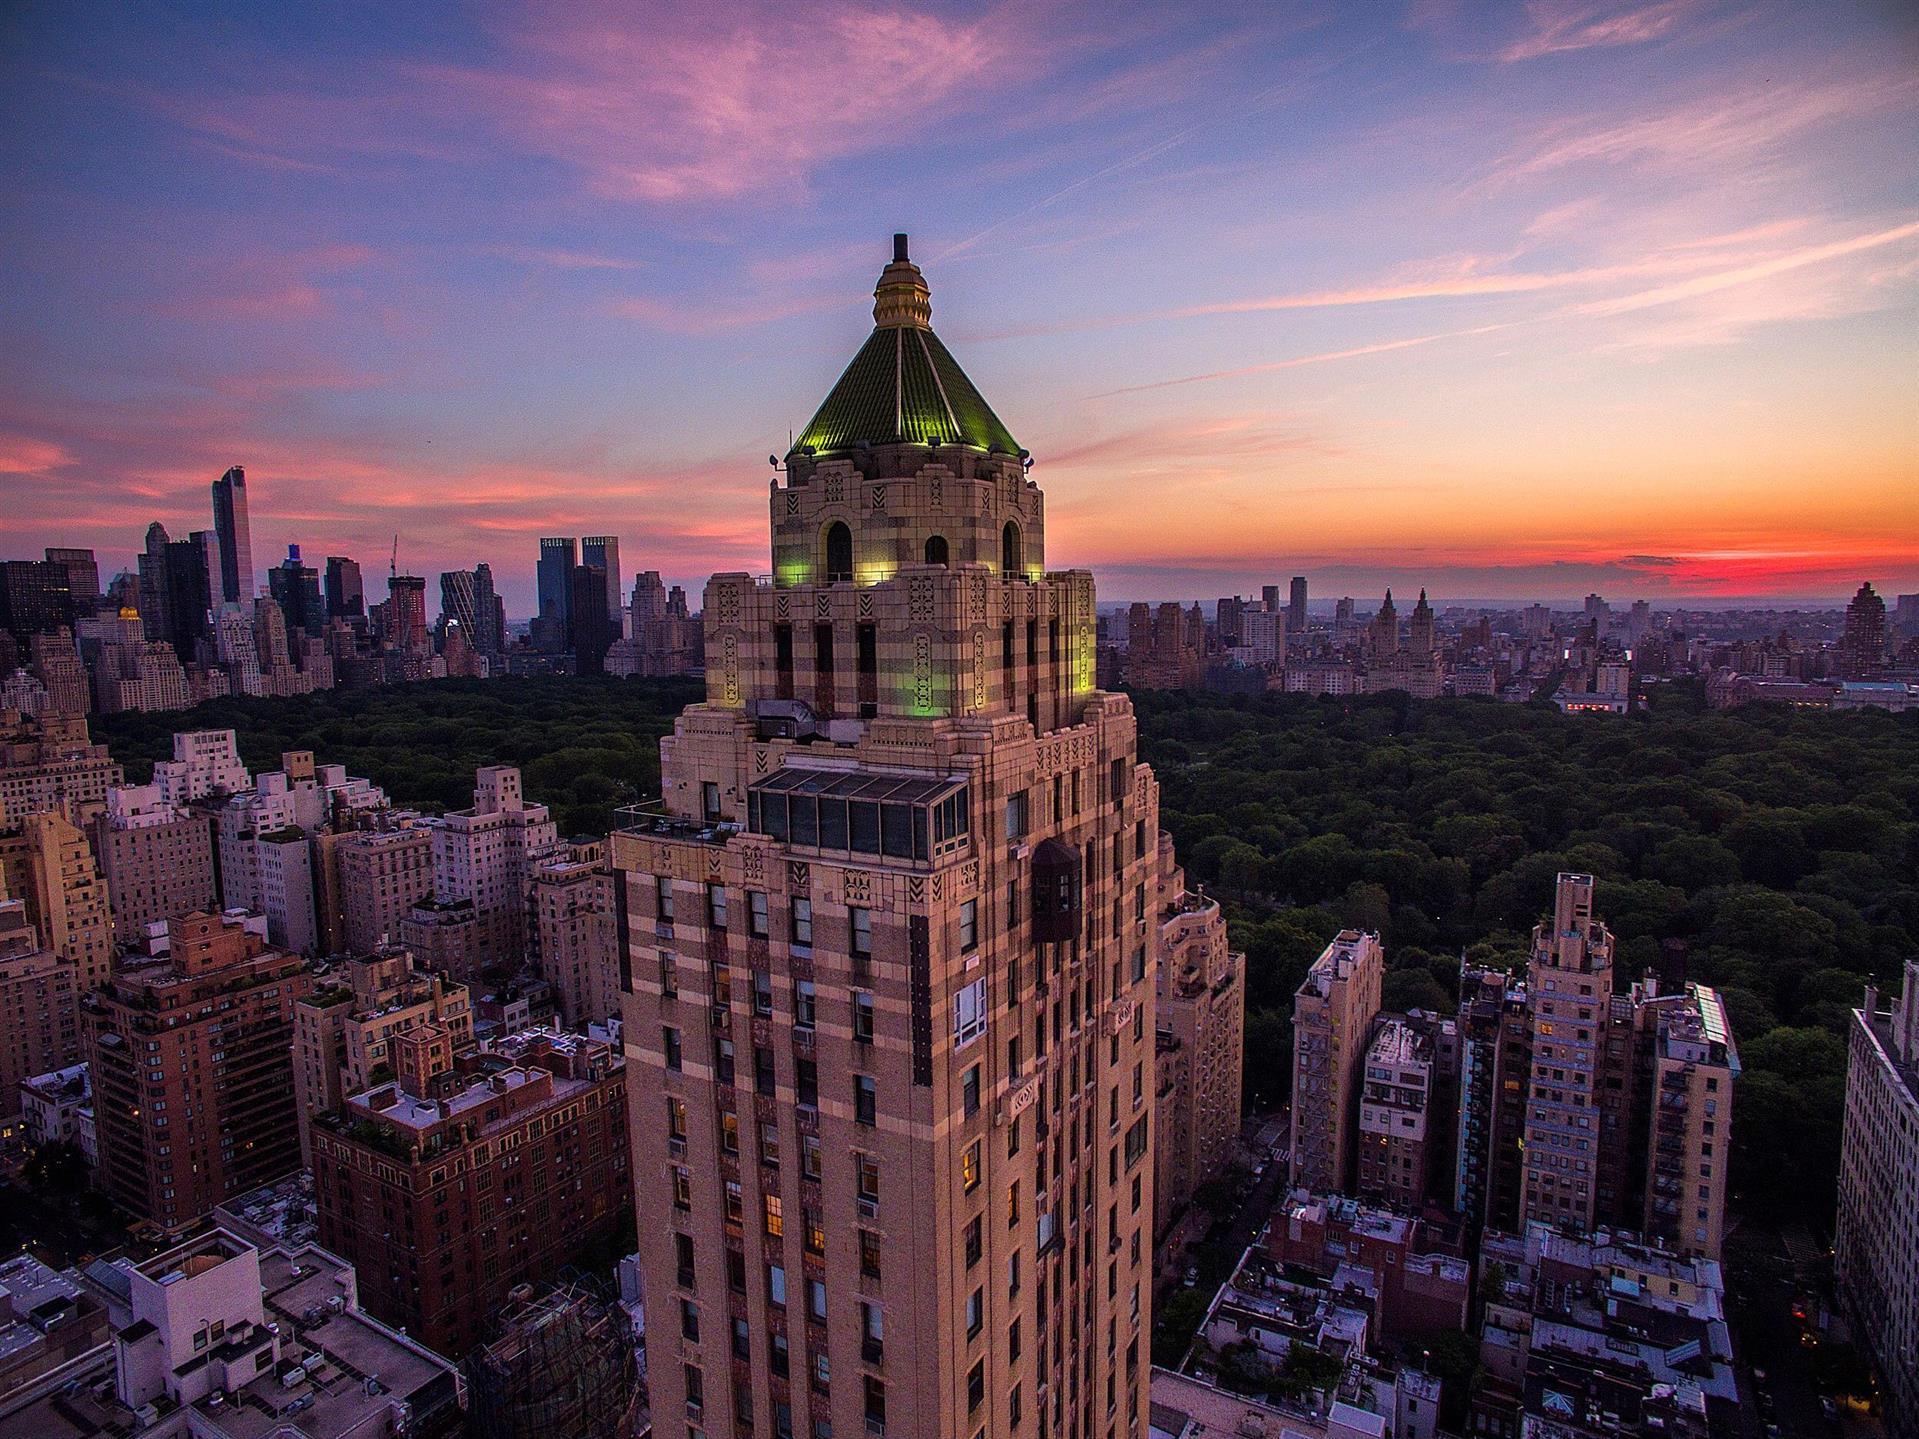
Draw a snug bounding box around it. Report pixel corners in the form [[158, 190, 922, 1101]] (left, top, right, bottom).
[[0, 806, 113, 994], [150, 727, 250, 806], [1356, 1019, 1434, 1212], [83, 911, 312, 1231], [423, 767, 556, 972], [614, 238, 1162, 1438], [1837, 958, 1919, 1435], [1290, 931, 1384, 1196], [1152, 832, 1245, 1242], [311, 1027, 628, 1357], [0, 899, 79, 1133], [532, 844, 620, 1028], [89, 782, 216, 944], [1520, 872, 1614, 1233], [0, 710, 121, 824], [291, 945, 473, 1165], [336, 820, 434, 954]]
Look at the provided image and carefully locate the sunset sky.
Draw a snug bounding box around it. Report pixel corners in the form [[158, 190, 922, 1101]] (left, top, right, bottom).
[[3, 1, 1915, 611]]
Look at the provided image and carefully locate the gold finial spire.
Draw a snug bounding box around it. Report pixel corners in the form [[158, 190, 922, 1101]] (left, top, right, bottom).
[[873, 232, 931, 329]]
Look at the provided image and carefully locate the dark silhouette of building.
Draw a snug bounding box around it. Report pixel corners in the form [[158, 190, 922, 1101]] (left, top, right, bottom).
[[324, 554, 365, 619], [210, 464, 254, 604], [268, 545, 324, 637], [1841, 581, 1887, 678], [567, 563, 613, 673]]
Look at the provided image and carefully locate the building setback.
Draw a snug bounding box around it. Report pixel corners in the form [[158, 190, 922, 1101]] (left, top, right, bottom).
[[613, 237, 1163, 1437], [311, 1028, 629, 1358], [0, 807, 113, 995], [83, 911, 311, 1232]]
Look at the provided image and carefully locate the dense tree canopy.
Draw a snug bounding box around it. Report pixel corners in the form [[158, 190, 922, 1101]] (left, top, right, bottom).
[[97, 675, 1917, 1225], [1133, 682, 1919, 1225]]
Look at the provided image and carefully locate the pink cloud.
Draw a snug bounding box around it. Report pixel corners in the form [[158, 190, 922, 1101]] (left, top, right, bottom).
[[1496, 1, 1695, 63], [420, 2, 1021, 205]]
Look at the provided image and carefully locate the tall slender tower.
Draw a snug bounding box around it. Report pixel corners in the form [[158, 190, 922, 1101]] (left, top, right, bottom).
[[583, 536, 623, 623], [615, 237, 1161, 1438], [1521, 872, 1614, 1232], [211, 465, 254, 605]]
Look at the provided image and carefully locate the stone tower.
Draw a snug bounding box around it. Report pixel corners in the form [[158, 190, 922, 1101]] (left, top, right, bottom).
[[614, 237, 1162, 1437]]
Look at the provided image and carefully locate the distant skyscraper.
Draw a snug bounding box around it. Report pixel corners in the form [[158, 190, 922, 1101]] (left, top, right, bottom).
[[386, 575, 428, 655], [568, 564, 614, 673], [536, 537, 577, 637], [210, 465, 254, 604], [324, 555, 364, 619], [1289, 575, 1308, 631], [1840, 581, 1887, 678], [1261, 584, 1281, 611], [43, 548, 99, 611], [268, 546, 324, 637], [581, 536, 621, 622], [471, 562, 503, 657]]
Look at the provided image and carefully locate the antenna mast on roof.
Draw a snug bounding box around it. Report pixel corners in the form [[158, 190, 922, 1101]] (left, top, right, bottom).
[[390, 534, 399, 581]]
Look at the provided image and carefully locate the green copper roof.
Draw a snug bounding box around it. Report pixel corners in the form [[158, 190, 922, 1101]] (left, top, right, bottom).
[[793, 325, 1020, 457]]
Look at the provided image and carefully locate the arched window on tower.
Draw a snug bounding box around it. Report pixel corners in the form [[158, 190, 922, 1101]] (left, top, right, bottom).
[[824, 522, 853, 584], [924, 535, 949, 567], [1001, 521, 1023, 576]]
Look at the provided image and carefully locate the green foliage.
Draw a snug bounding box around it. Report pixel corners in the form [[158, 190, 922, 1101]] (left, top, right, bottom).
[[1152, 1288, 1213, 1368], [1131, 685, 1919, 1227]]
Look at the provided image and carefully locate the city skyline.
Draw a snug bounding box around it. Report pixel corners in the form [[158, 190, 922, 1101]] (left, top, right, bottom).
[[4, 2, 1916, 607]]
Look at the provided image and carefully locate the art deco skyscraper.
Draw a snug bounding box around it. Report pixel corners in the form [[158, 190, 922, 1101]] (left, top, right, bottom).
[[211, 465, 254, 605], [615, 236, 1162, 1437]]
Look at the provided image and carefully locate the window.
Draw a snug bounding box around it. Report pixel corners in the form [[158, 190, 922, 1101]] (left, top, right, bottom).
[[656, 876, 675, 923], [861, 1228, 883, 1278], [672, 1166, 691, 1209], [962, 1064, 981, 1117], [791, 897, 813, 947], [680, 1298, 700, 1341], [754, 970, 774, 1017], [796, 1056, 818, 1108], [663, 1026, 682, 1072], [1004, 791, 1029, 840], [764, 1193, 783, 1237], [855, 1074, 877, 1126], [675, 1231, 696, 1285], [824, 521, 853, 583], [960, 899, 978, 952], [667, 1096, 687, 1143], [795, 979, 816, 1030], [853, 991, 875, 1044], [708, 883, 728, 928], [802, 1134, 822, 1179], [659, 952, 677, 998], [968, 1356, 986, 1412], [858, 1153, 881, 1214], [925, 534, 949, 565], [955, 979, 987, 1047], [962, 1139, 981, 1193], [964, 1215, 983, 1267], [702, 780, 722, 822], [851, 906, 872, 958], [768, 1264, 787, 1307], [749, 891, 769, 938], [809, 1278, 828, 1322], [805, 1207, 826, 1254], [761, 1121, 780, 1166]]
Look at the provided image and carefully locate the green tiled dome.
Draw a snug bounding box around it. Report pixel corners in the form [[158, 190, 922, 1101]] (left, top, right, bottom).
[[790, 236, 1019, 458]]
